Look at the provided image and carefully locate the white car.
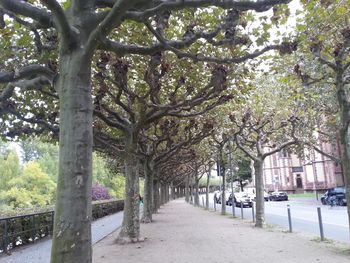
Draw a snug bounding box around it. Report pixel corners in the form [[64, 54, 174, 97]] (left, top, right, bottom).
[[250, 191, 270, 201]]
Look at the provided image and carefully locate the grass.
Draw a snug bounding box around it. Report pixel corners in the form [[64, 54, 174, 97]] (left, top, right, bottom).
[[310, 237, 334, 243]]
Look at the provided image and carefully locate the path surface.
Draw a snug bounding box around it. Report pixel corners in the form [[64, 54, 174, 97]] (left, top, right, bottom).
[[94, 199, 350, 263], [0, 212, 123, 263]]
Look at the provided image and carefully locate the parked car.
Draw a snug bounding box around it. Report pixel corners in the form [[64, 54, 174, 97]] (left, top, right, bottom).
[[320, 186, 347, 206], [250, 191, 270, 202], [215, 191, 231, 205], [232, 192, 253, 207], [269, 191, 288, 201]]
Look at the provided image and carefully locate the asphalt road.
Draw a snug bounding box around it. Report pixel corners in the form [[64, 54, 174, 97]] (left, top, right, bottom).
[[0, 211, 124, 263], [201, 193, 350, 244]]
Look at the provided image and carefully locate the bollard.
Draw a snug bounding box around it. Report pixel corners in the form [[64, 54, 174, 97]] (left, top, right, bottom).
[[252, 202, 255, 222], [287, 205, 292, 233], [202, 197, 205, 207], [317, 207, 325, 241], [240, 202, 244, 219]]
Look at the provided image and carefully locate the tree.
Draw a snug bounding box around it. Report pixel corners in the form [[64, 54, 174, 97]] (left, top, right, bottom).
[[231, 75, 303, 227], [293, 0, 350, 235], [0, 0, 294, 261], [0, 149, 21, 191], [0, 161, 56, 208]]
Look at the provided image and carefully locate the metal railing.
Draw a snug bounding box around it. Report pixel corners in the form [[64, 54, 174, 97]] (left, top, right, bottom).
[[0, 199, 124, 254]]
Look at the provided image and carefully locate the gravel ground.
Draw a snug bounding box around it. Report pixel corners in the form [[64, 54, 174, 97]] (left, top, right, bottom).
[[94, 199, 350, 263], [0, 211, 124, 263]]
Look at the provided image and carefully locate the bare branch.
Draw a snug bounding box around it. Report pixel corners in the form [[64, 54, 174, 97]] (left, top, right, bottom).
[[0, 0, 52, 28], [86, 0, 141, 56], [40, 0, 75, 46], [125, 0, 292, 21], [0, 65, 55, 83]]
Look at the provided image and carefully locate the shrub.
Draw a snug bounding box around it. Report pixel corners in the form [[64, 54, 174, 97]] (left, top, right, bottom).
[[91, 184, 110, 201]]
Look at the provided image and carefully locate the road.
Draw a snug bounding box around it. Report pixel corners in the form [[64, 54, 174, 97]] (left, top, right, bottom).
[[201, 193, 350, 244], [0, 211, 124, 263]]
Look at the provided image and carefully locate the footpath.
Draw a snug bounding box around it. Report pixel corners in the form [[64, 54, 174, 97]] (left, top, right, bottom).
[[93, 199, 350, 263], [0, 211, 124, 263]]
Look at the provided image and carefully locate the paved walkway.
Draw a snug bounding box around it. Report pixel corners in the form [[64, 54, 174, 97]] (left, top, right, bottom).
[[93, 199, 350, 263], [0, 211, 124, 263]]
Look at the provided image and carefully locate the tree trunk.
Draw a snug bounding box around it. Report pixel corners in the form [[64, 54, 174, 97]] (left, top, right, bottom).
[[194, 178, 200, 206], [205, 173, 210, 210], [116, 137, 141, 243], [190, 186, 193, 204], [171, 182, 175, 200], [221, 169, 226, 215], [254, 159, 265, 227], [153, 179, 159, 213], [160, 183, 165, 205], [336, 70, 350, 238], [142, 159, 153, 223], [51, 52, 93, 263], [185, 176, 190, 203], [240, 179, 244, 191], [165, 183, 169, 202]]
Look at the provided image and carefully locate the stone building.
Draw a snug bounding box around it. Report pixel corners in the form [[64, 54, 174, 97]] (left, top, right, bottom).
[[261, 141, 345, 193]]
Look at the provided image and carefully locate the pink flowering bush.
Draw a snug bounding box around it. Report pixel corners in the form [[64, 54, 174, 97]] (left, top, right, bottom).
[[91, 184, 110, 201]]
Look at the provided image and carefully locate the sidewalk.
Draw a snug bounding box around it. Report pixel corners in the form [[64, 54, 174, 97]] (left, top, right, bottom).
[[0, 211, 124, 263], [93, 199, 350, 263]]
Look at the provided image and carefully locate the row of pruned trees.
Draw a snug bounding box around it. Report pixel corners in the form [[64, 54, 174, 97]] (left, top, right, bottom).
[[0, 0, 308, 262]]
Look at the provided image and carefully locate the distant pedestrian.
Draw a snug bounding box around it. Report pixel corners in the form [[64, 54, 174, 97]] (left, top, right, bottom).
[[328, 195, 337, 208], [139, 195, 143, 205]]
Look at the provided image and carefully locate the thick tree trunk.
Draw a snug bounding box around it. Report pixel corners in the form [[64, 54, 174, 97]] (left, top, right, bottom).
[[190, 186, 193, 204], [254, 159, 265, 227], [116, 137, 141, 243], [165, 183, 169, 202], [160, 183, 165, 205], [171, 182, 175, 200], [221, 169, 226, 215], [194, 178, 200, 206], [336, 71, 350, 238], [340, 129, 350, 237], [185, 176, 190, 203], [142, 159, 153, 223], [205, 174, 210, 210], [51, 53, 93, 263], [153, 179, 160, 213]]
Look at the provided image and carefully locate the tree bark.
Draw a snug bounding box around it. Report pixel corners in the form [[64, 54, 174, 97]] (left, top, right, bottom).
[[171, 182, 175, 200], [194, 176, 200, 206], [185, 176, 190, 203], [51, 52, 93, 263], [336, 69, 350, 237], [254, 159, 265, 227], [153, 179, 160, 213], [221, 170, 226, 215], [205, 173, 210, 210], [142, 159, 153, 223], [165, 183, 169, 202], [116, 136, 141, 243], [160, 183, 165, 205], [190, 186, 193, 204]]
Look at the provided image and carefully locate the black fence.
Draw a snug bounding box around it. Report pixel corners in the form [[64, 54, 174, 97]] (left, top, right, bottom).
[[0, 199, 124, 254]]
